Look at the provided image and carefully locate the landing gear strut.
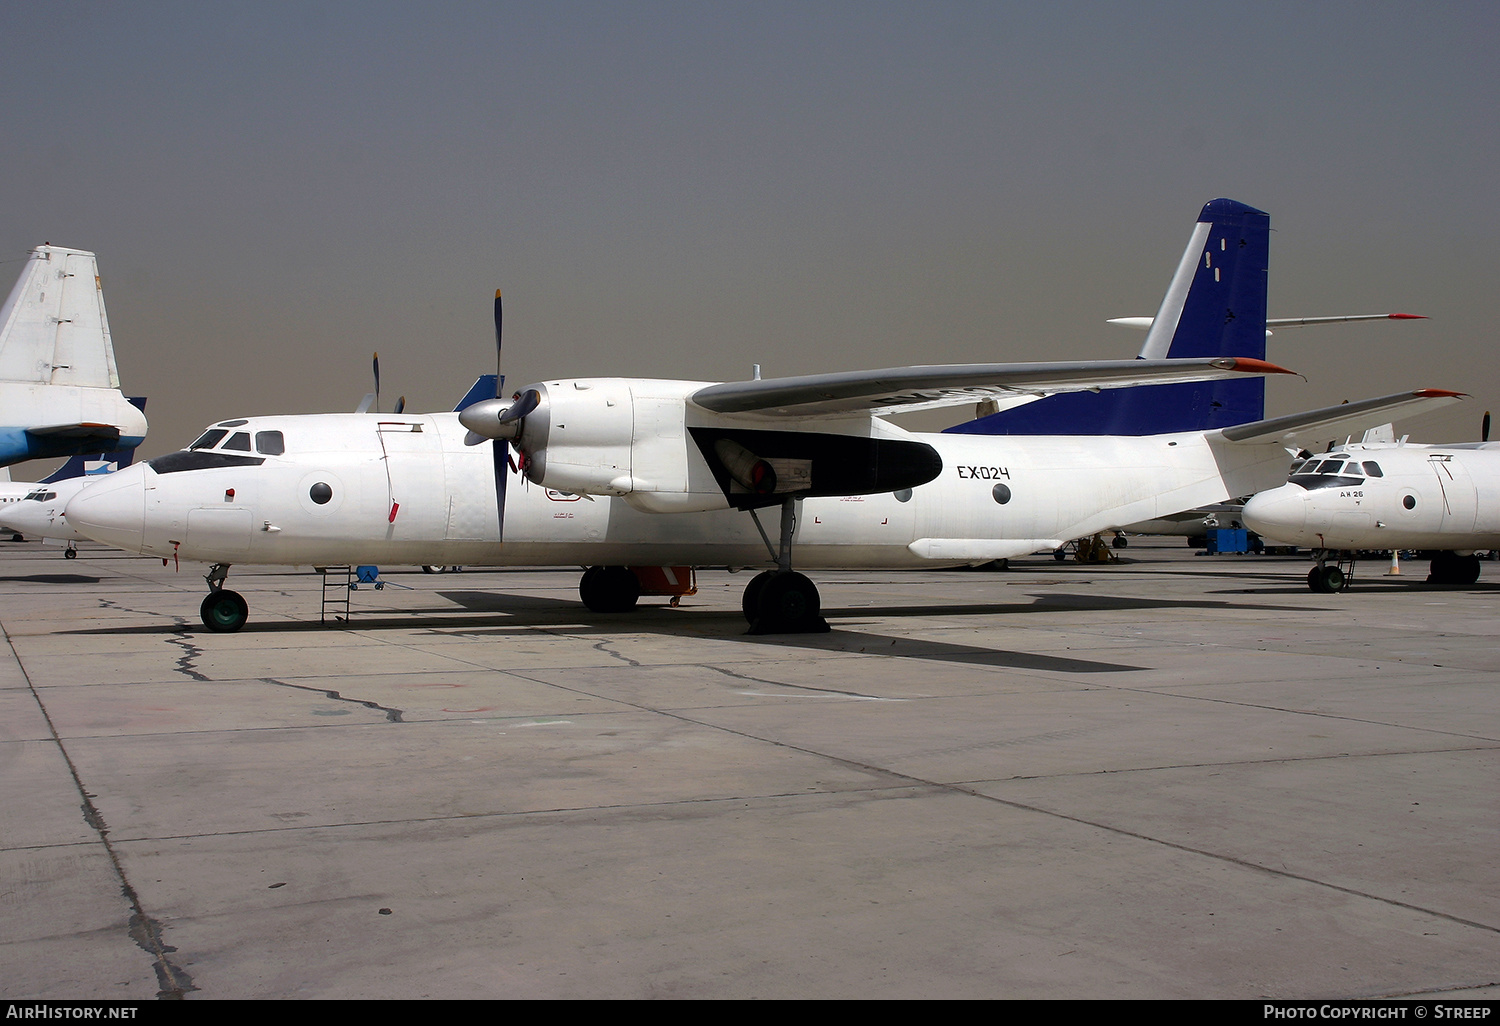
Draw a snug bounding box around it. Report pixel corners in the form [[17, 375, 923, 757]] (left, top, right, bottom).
[[199, 563, 249, 632], [743, 498, 829, 635], [1308, 550, 1353, 593]]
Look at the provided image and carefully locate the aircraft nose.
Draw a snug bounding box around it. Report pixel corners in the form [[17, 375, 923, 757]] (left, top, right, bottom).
[[65, 464, 147, 552], [1242, 484, 1308, 541]]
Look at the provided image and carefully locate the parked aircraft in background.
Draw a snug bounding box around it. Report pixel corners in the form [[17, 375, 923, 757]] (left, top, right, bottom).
[[1243, 436, 1496, 591], [0, 245, 147, 467], [0, 448, 137, 556], [64, 199, 1462, 633]]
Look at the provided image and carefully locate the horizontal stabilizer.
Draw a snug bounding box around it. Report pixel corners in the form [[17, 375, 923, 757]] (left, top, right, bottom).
[[27, 422, 123, 439], [1213, 390, 1465, 446], [691, 357, 1292, 419]]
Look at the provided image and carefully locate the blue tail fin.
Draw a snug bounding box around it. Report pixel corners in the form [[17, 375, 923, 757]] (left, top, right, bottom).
[[946, 198, 1270, 437], [454, 375, 500, 412]]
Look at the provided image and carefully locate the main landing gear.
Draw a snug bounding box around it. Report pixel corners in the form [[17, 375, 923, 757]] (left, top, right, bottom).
[[1428, 551, 1482, 586], [199, 563, 249, 632], [742, 498, 829, 635], [579, 565, 641, 613]]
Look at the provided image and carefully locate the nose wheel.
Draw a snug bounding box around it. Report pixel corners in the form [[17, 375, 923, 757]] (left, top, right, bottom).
[[199, 563, 249, 632]]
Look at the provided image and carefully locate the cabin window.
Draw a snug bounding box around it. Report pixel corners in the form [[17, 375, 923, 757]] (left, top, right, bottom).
[[893, 488, 913, 503], [190, 429, 228, 450], [992, 483, 1011, 504], [310, 482, 333, 505], [256, 431, 285, 455], [1403, 494, 1417, 510], [222, 432, 252, 452]]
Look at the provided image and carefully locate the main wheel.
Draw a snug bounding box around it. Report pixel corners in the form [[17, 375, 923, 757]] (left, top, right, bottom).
[[200, 589, 249, 632], [1429, 552, 1482, 585], [741, 570, 777, 623], [579, 566, 640, 613], [64, 547, 77, 559], [751, 571, 826, 634]]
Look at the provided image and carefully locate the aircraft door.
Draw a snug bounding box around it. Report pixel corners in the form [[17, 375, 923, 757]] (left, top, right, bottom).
[[374, 420, 446, 538], [1426, 454, 1478, 534]]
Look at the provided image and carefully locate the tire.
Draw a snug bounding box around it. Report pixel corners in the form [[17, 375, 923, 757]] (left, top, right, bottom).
[[64, 548, 77, 559], [200, 590, 249, 632], [579, 566, 640, 613], [741, 570, 777, 623], [1308, 566, 1344, 593], [754, 571, 822, 633]]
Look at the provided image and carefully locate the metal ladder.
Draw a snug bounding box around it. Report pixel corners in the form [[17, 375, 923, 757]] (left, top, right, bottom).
[[319, 566, 353, 625]]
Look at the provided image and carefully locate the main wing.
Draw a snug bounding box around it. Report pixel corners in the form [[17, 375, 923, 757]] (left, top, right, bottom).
[[689, 357, 1292, 419]]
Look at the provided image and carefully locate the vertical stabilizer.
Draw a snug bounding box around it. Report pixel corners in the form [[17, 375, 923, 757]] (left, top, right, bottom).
[[947, 198, 1270, 436], [0, 245, 121, 388]]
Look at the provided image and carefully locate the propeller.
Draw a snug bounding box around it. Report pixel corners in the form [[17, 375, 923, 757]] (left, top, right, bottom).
[[459, 291, 541, 444], [373, 352, 381, 414], [1483, 411, 1491, 443]]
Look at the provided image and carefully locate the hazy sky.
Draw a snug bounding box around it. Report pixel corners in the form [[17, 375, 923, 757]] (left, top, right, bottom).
[[3, 1, 1496, 456]]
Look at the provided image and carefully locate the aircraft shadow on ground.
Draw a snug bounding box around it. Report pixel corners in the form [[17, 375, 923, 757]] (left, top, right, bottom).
[[0, 574, 103, 585], [63, 587, 1395, 675]]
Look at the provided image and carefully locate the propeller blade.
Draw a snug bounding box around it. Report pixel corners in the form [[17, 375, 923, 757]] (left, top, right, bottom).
[[499, 388, 540, 424], [1484, 411, 1491, 443], [501, 292, 513, 402], [394, 395, 406, 416], [372, 352, 381, 414]]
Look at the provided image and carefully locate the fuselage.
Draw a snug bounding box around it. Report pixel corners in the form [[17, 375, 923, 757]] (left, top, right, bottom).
[[1242, 443, 1500, 551], [66, 411, 1296, 570]]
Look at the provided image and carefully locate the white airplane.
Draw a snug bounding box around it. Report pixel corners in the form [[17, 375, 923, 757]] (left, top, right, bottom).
[[1242, 436, 1498, 591], [63, 200, 1463, 633], [0, 451, 134, 556], [0, 244, 148, 468]]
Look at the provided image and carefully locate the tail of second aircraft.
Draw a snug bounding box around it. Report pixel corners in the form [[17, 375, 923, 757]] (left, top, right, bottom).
[[0, 246, 148, 467], [0, 245, 122, 388], [946, 198, 1271, 437]]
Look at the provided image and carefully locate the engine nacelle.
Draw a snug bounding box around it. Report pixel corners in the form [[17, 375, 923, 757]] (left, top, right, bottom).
[[507, 377, 943, 513], [511, 379, 729, 512]]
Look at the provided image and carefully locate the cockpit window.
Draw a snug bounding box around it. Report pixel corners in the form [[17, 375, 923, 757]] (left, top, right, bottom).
[[189, 429, 228, 450], [255, 430, 285, 455], [22, 489, 55, 502], [222, 432, 252, 452], [1362, 461, 1384, 477], [1292, 456, 1366, 491]]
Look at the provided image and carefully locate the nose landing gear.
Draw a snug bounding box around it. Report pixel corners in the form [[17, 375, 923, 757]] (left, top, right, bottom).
[[199, 563, 249, 632]]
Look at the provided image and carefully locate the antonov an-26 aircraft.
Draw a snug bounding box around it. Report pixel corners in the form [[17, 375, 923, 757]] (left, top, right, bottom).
[[65, 200, 1462, 632], [1243, 440, 1499, 591]]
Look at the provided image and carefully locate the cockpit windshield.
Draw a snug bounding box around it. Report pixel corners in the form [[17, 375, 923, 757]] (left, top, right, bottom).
[[1290, 454, 1376, 491], [186, 426, 285, 456], [22, 489, 56, 502]]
